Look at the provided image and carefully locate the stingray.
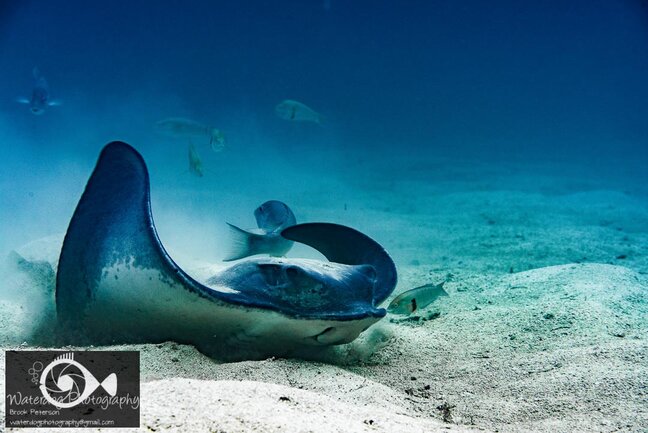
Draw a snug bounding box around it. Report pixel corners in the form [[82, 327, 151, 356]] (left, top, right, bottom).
[[54, 141, 397, 359]]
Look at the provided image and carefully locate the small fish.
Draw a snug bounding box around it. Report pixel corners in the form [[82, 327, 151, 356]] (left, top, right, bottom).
[[275, 99, 323, 124], [224, 200, 296, 261], [387, 282, 449, 315], [155, 118, 225, 152], [188, 143, 204, 177], [17, 67, 61, 115]]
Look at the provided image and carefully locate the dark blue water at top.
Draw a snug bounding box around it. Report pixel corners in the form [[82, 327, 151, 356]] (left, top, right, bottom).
[[0, 0, 647, 254], [2, 0, 647, 153]]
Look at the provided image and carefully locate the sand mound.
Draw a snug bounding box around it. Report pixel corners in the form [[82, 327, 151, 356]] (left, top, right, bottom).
[[1, 255, 646, 432], [135, 378, 477, 433], [377, 263, 648, 431]]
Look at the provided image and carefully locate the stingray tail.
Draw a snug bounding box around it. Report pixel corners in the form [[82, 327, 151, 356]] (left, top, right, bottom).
[[223, 223, 264, 261]]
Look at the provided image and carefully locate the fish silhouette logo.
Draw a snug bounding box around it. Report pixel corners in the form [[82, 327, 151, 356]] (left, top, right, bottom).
[[38, 353, 117, 409]]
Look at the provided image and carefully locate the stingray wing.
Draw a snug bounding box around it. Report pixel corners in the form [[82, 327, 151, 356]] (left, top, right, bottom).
[[281, 223, 397, 305], [56, 142, 226, 320]]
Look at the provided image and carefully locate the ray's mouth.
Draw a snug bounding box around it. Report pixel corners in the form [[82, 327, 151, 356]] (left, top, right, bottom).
[[307, 326, 338, 344]]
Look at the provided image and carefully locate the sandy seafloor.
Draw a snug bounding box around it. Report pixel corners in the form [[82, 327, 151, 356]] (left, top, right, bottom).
[[0, 153, 646, 433]]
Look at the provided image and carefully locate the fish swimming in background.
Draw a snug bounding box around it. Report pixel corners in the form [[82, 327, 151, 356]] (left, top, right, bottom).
[[17, 67, 61, 115], [387, 282, 449, 315], [224, 200, 297, 261], [155, 117, 225, 152], [188, 143, 204, 177], [275, 99, 323, 124]]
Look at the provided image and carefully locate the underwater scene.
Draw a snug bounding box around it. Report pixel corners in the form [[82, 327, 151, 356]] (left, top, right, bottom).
[[0, 1, 647, 431]]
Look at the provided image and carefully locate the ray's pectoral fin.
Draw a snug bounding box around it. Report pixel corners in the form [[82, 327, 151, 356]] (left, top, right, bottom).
[[57, 142, 169, 319], [281, 223, 397, 305], [55, 141, 214, 324]]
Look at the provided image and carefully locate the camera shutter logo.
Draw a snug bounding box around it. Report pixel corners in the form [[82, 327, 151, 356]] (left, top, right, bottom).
[[36, 352, 118, 409]]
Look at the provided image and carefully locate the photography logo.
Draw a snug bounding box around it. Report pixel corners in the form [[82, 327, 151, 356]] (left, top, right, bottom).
[[5, 351, 139, 428]]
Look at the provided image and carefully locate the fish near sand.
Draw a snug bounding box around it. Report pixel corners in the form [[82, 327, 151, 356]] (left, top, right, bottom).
[[155, 118, 225, 152], [224, 200, 297, 261], [275, 99, 323, 124], [188, 143, 204, 177], [52, 141, 398, 359], [387, 282, 448, 315], [17, 67, 60, 115]]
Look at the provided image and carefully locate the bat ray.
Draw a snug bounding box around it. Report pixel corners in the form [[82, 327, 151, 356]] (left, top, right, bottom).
[[55, 141, 397, 359]]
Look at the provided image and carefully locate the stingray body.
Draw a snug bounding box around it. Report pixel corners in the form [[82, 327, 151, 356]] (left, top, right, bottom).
[[56, 142, 397, 359]]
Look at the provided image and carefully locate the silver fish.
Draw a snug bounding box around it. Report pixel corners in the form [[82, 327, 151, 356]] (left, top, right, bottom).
[[224, 200, 297, 261], [275, 99, 323, 124], [188, 143, 204, 177], [155, 118, 225, 152], [387, 282, 448, 315], [18, 67, 60, 115]]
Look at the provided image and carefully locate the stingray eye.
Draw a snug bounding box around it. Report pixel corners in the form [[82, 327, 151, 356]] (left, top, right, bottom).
[[357, 265, 377, 284], [285, 265, 309, 284], [284, 265, 320, 291], [257, 264, 284, 287], [285, 266, 300, 278]]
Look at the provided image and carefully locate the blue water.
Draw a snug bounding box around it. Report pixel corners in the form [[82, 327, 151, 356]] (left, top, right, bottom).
[[1, 0, 647, 261]]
